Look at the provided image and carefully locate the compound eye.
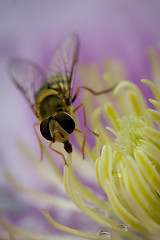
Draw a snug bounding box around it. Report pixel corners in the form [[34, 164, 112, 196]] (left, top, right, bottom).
[[40, 118, 52, 141], [53, 113, 75, 134]]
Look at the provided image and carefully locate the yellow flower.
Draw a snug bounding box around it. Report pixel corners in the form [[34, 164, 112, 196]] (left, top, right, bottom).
[[1, 48, 160, 240], [95, 49, 160, 239]]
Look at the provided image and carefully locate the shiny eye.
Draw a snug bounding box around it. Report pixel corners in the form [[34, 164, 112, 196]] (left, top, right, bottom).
[[40, 118, 52, 141], [53, 112, 75, 134]]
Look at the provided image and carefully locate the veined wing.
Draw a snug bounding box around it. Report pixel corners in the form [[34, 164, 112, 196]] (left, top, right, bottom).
[[9, 58, 46, 115], [47, 32, 79, 101]]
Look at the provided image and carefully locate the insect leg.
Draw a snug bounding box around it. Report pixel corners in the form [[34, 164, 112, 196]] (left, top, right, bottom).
[[33, 123, 43, 161], [72, 84, 116, 103], [73, 103, 98, 136], [74, 128, 85, 159], [49, 142, 67, 165]]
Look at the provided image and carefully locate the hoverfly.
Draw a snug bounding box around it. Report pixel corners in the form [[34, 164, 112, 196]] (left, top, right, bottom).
[[9, 33, 115, 164]]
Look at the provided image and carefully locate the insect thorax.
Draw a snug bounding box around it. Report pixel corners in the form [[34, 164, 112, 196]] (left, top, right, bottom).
[[35, 88, 69, 120]]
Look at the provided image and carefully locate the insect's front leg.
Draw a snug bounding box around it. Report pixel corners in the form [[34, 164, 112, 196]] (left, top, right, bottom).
[[49, 142, 67, 165]]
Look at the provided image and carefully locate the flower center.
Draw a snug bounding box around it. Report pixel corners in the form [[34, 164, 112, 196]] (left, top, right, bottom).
[[115, 116, 143, 156]]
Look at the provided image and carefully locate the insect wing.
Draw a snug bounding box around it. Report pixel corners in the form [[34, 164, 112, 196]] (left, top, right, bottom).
[[47, 33, 79, 100], [9, 58, 46, 114]]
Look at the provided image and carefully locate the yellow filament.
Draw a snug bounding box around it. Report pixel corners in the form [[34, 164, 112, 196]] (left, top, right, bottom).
[[63, 162, 143, 240], [147, 109, 160, 125], [127, 90, 146, 117], [104, 103, 120, 131], [147, 49, 160, 90], [142, 126, 160, 146], [0, 218, 70, 240], [141, 79, 160, 102], [149, 99, 160, 109], [42, 210, 113, 240]]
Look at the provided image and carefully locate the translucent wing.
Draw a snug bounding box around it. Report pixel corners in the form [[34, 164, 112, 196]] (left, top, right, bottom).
[[9, 58, 46, 114], [47, 32, 79, 100]]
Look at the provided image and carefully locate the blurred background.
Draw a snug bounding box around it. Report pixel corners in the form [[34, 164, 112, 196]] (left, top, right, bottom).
[[0, 0, 160, 237]]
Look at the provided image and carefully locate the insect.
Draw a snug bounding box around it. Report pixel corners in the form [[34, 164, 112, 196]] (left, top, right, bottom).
[[9, 33, 115, 164]]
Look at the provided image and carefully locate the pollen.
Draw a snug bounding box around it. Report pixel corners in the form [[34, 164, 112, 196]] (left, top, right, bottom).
[[114, 116, 144, 156]]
